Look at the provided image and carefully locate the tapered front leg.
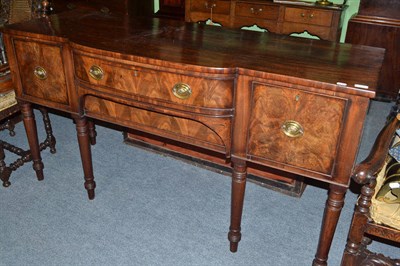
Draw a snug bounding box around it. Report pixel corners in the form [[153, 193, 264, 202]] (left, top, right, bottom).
[[313, 184, 347, 266], [73, 115, 96, 200], [21, 102, 44, 181], [228, 158, 247, 252]]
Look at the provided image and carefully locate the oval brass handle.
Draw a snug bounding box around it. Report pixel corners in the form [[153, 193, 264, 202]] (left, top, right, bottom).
[[89, 65, 104, 80], [34, 66, 47, 80], [309, 14, 314, 18], [172, 83, 192, 100], [282, 120, 304, 138]]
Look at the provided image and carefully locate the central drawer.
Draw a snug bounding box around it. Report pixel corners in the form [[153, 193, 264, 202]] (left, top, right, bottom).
[[235, 2, 279, 20], [190, 0, 231, 15], [73, 53, 234, 112], [246, 82, 348, 176]]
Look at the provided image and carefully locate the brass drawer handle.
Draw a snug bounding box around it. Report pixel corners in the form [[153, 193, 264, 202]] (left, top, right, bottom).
[[34, 66, 47, 80], [172, 83, 192, 100], [89, 65, 104, 80], [282, 120, 304, 138]]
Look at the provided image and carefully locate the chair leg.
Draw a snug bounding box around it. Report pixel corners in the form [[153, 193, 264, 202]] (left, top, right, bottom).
[[0, 141, 11, 187], [39, 107, 56, 154]]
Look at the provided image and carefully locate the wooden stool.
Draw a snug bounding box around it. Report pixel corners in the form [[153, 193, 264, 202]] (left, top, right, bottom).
[[0, 65, 56, 187]]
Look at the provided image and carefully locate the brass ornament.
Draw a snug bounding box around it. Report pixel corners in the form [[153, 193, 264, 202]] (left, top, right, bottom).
[[172, 83, 192, 100], [282, 120, 304, 138], [315, 0, 333, 6], [88, 65, 104, 80], [34, 66, 47, 80]]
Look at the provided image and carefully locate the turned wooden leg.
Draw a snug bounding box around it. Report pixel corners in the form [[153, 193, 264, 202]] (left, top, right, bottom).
[[39, 107, 56, 154], [21, 102, 44, 181], [228, 158, 247, 252], [341, 182, 375, 266], [313, 184, 347, 266], [73, 115, 96, 200], [88, 120, 97, 146], [0, 141, 11, 187]]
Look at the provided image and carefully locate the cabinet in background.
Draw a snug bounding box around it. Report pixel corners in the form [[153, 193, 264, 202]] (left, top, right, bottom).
[[185, 0, 345, 41], [345, 0, 400, 101], [155, 0, 185, 19]]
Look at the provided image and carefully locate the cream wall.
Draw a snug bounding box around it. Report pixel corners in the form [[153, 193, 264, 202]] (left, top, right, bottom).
[[152, 0, 360, 42]]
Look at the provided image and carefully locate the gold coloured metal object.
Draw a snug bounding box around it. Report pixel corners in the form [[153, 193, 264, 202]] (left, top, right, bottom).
[[172, 83, 192, 100], [282, 120, 304, 138], [34, 66, 47, 80], [89, 65, 104, 80], [315, 0, 333, 6]]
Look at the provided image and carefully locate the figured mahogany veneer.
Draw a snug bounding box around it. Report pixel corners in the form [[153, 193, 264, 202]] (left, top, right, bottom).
[[3, 9, 385, 266]]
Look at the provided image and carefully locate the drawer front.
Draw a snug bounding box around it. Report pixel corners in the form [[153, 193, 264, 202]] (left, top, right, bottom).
[[284, 7, 333, 27], [74, 54, 234, 110], [235, 2, 279, 20], [84, 96, 231, 153], [13, 39, 69, 105], [247, 82, 347, 175], [190, 0, 231, 15]]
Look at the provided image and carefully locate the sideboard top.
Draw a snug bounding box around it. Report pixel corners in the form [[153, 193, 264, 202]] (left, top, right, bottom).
[[4, 9, 384, 95]]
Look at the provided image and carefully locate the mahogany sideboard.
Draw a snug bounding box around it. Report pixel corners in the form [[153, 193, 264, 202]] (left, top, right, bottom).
[[3, 9, 384, 265], [185, 0, 345, 41]]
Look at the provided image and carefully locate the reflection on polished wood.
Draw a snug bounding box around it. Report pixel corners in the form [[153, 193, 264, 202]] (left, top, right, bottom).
[[3, 9, 385, 265]]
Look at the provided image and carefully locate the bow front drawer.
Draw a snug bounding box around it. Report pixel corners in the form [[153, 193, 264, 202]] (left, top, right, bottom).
[[73, 53, 234, 111]]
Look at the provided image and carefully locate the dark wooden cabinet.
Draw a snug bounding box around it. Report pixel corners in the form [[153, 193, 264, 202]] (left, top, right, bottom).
[[52, 0, 154, 16], [156, 0, 185, 19], [185, 0, 345, 41], [345, 0, 400, 101]]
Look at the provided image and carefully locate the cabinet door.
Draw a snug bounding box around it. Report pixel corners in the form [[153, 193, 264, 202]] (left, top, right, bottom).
[[13, 39, 70, 107], [247, 82, 348, 176]]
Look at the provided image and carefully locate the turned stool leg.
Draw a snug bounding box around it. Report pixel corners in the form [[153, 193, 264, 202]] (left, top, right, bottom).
[[0, 140, 11, 187], [228, 158, 247, 252], [73, 115, 96, 200], [39, 108, 56, 154]]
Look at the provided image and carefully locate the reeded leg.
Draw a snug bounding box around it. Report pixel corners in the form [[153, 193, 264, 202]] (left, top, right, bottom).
[[88, 120, 97, 146], [313, 184, 347, 266], [39, 107, 56, 154], [73, 115, 96, 200], [228, 158, 247, 252], [21, 102, 44, 181]]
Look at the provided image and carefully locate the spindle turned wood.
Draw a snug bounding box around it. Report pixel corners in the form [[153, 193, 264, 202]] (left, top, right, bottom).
[[3, 9, 385, 265], [341, 113, 400, 266]]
